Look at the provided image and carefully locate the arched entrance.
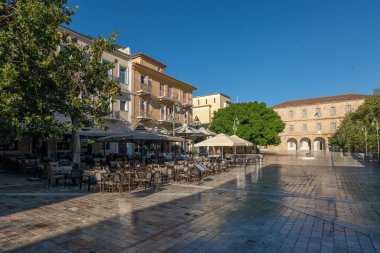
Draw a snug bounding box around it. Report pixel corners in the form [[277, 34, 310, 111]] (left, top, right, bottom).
[[313, 137, 325, 151], [287, 138, 297, 151], [300, 137, 311, 151]]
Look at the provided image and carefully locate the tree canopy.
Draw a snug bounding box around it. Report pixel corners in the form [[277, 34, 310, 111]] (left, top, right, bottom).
[[0, 0, 74, 144], [0, 0, 121, 165], [51, 34, 120, 165], [329, 94, 380, 152], [209, 102, 285, 145]]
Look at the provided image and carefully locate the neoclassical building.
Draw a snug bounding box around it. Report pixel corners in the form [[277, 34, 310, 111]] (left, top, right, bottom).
[[269, 94, 367, 152]]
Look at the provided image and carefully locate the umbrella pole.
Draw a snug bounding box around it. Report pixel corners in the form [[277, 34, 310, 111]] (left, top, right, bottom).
[[222, 146, 224, 159]]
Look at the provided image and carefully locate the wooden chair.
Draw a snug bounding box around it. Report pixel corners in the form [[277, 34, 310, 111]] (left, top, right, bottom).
[[47, 165, 63, 188], [112, 173, 123, 193]]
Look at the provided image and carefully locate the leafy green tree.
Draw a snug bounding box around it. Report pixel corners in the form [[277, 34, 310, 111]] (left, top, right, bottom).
[[330, 94, 380, 152], [51, 34, 120, 167], [0, 0, 74, 145], [209, 102, 285, 145], [329, 115, 365, 152]]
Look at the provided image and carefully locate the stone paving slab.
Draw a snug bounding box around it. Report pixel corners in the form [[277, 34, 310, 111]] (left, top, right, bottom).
[[0, 152, 379, 252]]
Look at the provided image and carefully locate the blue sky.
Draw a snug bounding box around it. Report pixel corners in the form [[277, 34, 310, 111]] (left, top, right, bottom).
[[67, 0, 380, 106]]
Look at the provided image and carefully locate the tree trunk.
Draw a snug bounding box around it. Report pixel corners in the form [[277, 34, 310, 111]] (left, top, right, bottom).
[[71, 119, 81, 170]]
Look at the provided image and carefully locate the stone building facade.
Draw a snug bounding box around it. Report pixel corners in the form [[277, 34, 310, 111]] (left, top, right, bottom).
[[268, 94, 367, 152], [192, 93, 230, 126]]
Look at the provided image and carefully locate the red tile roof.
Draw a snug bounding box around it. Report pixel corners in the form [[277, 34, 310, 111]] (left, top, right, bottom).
[[272, 94, 368, 109]]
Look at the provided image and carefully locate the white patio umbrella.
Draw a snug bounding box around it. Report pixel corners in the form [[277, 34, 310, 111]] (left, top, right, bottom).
[[230, 135, 253, 146], [194, 133, 247, 157]]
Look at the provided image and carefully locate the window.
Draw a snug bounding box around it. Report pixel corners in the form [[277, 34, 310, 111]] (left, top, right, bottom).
[[346, 105, 352, 112], [317, 123, 321, 131], [197, 100, 200, 105], [119, 66, 127, 84], [330, 107, 336, 115], [120, 100, 128, 111], [289, 110, 293, 118], [102, 59, 113, 79], [214, 98, 216, 103], [102, 142, 111, 150], [289, 125, 294, 132], [0, 140, 19, 151], [160, 83, 165, 96], [59, 44, 67, 53], [56, 138, 70, 151], [160, 105, 166, 120], [168, 85, 172, 96], [315, 108, 321, 117], [206, 99, 208, 104], [331, 122, 337, 130], [303, 124, 307, 132], [302, 109, 307, 117]]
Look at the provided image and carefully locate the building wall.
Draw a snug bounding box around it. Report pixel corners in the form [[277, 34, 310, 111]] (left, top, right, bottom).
[[269, 98, 365, 152], [193, 94, 230, 124], [131, 55, 195, 131]]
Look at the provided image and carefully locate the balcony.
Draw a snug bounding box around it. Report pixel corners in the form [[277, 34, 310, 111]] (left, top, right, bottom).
[[182, 98, 192, 107], [136, 83, 152, 96], [157, 91, 177, 103], [137, 109, 153, 120], [106, 111, 122, 120], [158, 113, 173, 123]]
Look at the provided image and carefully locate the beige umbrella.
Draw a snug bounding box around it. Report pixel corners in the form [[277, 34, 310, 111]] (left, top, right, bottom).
[[194, 133, 247, 157], [230, 135, 253, 147]]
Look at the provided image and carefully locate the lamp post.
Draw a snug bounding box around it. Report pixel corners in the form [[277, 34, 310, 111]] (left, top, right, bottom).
[[171, 102, 180, 161], [362, 126, 368, 158], [372, 118, 379, 166]]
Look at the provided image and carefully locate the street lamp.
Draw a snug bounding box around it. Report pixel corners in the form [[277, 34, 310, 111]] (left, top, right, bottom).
[[362, 126, 368, 158], [171, 102, 181, 136], [171, 102, 181, 161], [372, 118, 379, 166]]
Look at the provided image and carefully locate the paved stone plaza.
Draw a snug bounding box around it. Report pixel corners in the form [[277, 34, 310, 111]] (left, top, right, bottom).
[[1, 153, 380, 253]]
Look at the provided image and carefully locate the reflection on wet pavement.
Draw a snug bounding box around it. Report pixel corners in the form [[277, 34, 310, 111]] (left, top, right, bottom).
[[0, 152, 379, 252]]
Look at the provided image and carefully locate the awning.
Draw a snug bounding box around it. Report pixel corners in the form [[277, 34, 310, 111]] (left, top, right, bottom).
[[96, 130, 184, 143]]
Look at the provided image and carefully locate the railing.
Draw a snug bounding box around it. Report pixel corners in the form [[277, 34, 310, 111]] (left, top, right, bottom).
[[158, 91, 179, 102], [137, 83, 152, 94], [182, 97, 192, 106], [138, 109, 152, 119], [171, 92, 179, 101], [106, 111, 121, 120], [159, 113, 168, 121]]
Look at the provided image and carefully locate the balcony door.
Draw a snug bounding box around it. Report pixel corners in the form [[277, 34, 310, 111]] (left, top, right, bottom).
[[140, 100, 147, 117]]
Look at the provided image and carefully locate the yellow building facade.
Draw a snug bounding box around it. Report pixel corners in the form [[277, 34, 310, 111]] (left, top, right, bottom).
[[269, 94, 367, 152], [130, 53, 196, 132], [192, 93, 230, 125]]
